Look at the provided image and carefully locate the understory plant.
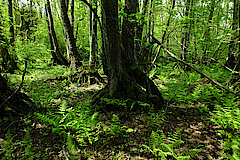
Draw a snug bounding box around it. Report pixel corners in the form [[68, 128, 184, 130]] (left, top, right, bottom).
[[211, 97, 240, 160], [142, 129, 200, 159]]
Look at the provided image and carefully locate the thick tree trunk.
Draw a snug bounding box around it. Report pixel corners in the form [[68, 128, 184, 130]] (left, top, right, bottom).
[[101, 0, 131, 98], [46, 15, 56, 63], [59, 0, 82, 70], [46, 0, 68, 65], [97, 0, 165, 109], [121, 0, 138, 61]]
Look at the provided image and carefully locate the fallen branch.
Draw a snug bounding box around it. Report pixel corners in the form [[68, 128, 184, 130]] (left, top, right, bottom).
[[151, 36, 238, 95]]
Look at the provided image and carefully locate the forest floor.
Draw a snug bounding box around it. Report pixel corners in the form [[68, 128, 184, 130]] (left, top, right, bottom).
[[0, 62, 239, 159], [0, 78, 225, 159]]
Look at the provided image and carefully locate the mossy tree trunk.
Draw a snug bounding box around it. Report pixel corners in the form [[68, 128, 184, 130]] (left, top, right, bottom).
[[0, 5, 18, 73], [97, 0, 164, 108]]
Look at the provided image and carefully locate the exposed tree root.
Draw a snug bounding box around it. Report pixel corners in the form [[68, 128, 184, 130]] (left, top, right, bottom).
[[92, 69, 165, 111]]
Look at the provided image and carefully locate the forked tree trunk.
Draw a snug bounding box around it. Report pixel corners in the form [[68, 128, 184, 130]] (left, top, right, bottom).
[[97, 0, 164, 108]]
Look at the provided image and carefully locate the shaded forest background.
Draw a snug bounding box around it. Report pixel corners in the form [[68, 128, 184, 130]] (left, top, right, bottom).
[[0, 0, 240, 159]]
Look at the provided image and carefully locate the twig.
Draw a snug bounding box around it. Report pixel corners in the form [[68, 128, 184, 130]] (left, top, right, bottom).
[[151, 36, 238, 95], [0, 60, 28, 108], [173, 35, 233, 73], [62, 145, 69, 160], [4, 120, 23, 132], [151, 0, 176, 65]]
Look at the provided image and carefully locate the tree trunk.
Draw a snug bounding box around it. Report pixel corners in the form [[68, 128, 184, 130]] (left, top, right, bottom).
[[201, 0, 215, 63], [0, 6, 18, 73], [226, 0, 240, 71], [97, 0, 165, 109], [59, 0, 82, 70], [181, 0, 191, 60], [121, 0, 138, 61], [89, 0, 98, 67], [135, 0, 149, 62], [8, 0, 14, 45], [71, 0, 74, 29], [46, 0, 68, 65]]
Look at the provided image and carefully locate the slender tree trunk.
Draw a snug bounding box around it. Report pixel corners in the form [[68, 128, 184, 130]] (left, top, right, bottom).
[[89, 0, 98, 67], [181, 0, 191, 60], [201, 0, 215, 63], [8, 0, 14, 45], [151, 0, 176, 65], [46, 0, 68, 65], [37, 1, 43, 18], [0, 4, 18, 73], [45, 13, 56, 64], [71, 0, 74, 29], [135, 0, 149, 61], [59, 0, 82, 69]]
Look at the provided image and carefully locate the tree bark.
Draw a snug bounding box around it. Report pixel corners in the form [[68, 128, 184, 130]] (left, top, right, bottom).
[[8, 0, 14, 45], [0, 6, 18, 73], [201, 0, 215, 63], [96, 0, 165, 109], [71, 0, 74, 29], [59, 0, 82, 69], [226, 0, 240, 71], [181, 0, 191, 60], [89, 0, 98, 67], [121, 0, 138, 61], [46, 0, 68, 65], [135, 0, 149, 61]]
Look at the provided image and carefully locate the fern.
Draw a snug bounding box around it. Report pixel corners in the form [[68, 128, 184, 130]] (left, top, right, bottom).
[[143, 129, 199, 159]]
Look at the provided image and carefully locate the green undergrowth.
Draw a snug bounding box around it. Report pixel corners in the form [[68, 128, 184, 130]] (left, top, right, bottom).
[[1, 59, 240, 159], [152, 62, 240, 159], [0, 75, 201, 159]]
